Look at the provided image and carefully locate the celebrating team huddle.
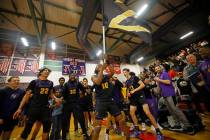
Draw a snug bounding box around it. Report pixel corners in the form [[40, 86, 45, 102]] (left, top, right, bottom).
[[1, 43, 210, 140], [0, 62, 164, 140]]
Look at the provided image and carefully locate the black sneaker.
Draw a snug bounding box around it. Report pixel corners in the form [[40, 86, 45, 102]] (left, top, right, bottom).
[[169, 125, 183, 131], [183, 127, 195, 135], [83, 134, 91, 140]]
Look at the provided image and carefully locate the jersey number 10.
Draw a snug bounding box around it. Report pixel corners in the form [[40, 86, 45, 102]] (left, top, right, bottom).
[[101, 82, 109, 89]]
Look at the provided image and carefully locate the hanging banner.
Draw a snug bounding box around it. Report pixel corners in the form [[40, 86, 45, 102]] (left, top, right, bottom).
[[62, 58, 86, 76], [105, 64, 121, 75], [14, 45, 41, 59], [0, 58, 11, 76], [105, 55, 121, 74], [9, 58, 39, 76], [0, 42, 14, 57]]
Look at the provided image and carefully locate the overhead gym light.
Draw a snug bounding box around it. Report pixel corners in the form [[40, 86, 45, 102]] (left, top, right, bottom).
[[96, 50, 102, 57], [21, 37, 29, 46], [137, 56, 144, 62], [180, 31, 194, 40], [51, 41, 56, 50], [135, 4, 148, 18]]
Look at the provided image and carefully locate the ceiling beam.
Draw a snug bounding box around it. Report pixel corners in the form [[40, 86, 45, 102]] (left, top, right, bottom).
[[150, 1, 188, 20], [127, 0, 138, 6], [10, 0, 18, 15], [45, 0, 103, 21], [33, 2, 42, 18], [40, 0, 47, 41], [106, 30, 121, 36], [129, 4, 195, 62], [126, 42, 136, 49], [45, 0, 144, 44], [0, 12, 27, 34], [52, 30, 76, 40], [99, 28, 109, 44], [0, 8, 139, 45], [107, 33, 127, 53], [27, 0, 42, 45], [146, 19, 160, 27], [152, 5, 193, 42]]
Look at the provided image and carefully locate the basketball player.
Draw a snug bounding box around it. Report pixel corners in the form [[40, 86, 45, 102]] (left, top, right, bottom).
[[81, 78, 94, 129], [13, 67, 61, 140], [91, 63, 130, 140], [62, 72, 90, 140], [123, 68, 163, 139]]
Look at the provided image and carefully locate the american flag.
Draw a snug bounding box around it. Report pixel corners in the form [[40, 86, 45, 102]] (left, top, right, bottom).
[[0, 58, 10, 75], [29, 61, 39, 74], [15, 59, 27, 74]]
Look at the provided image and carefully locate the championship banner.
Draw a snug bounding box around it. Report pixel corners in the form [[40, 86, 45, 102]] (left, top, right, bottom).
[[62, 58, 86, 76], [0, 42, 14, 57], [0, 58, 11, 76], [9, 58, 39, 76], [105, 55, 121, 74], [105, 64, 121, 75]]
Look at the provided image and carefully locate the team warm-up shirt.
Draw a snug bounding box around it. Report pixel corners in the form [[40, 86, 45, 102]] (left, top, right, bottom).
[[27, 79, 54, 109], [63, 81, 84, 103], [94, 75, 113, 101], [0, 87, 25, 119], [125, 76, 144, 99]]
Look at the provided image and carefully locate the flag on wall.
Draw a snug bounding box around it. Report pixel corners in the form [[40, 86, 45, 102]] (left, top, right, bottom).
[[28, 60, 39, 74], [62, 58, 86, 76], [14, 59, 27, 74], [0, 58, 10, 76], [105, 64, 121, 75], [9, 59, 39, 76], [104, 0, 152, 44], [0, 42, 14, 57]]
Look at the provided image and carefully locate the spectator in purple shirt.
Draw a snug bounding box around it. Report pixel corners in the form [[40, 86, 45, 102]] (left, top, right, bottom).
[[154, 65, 194, 135], [198, 43, 210, 111]]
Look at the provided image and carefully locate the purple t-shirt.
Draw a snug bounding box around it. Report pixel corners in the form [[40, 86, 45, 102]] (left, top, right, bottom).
[[159, 71, 175, 97], [199, 59, 210, 87]]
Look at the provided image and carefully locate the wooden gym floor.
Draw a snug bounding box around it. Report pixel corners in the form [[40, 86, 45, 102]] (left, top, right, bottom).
[[9, 113, 210, 140]]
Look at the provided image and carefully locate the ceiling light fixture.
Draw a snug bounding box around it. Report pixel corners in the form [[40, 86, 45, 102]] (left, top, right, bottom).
[[137, 56, 144, 62], [51, 41, 56, 50], [135, 4, 148, 18], [21, 37, 29, 46], [180, 31, 194, 40], [96, 50, 102, 57]]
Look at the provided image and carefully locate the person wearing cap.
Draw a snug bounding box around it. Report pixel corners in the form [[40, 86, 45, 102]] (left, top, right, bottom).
[[62, 72, 90, 140], [198, 44, 210, 111], [13, 67, 61, 140]]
